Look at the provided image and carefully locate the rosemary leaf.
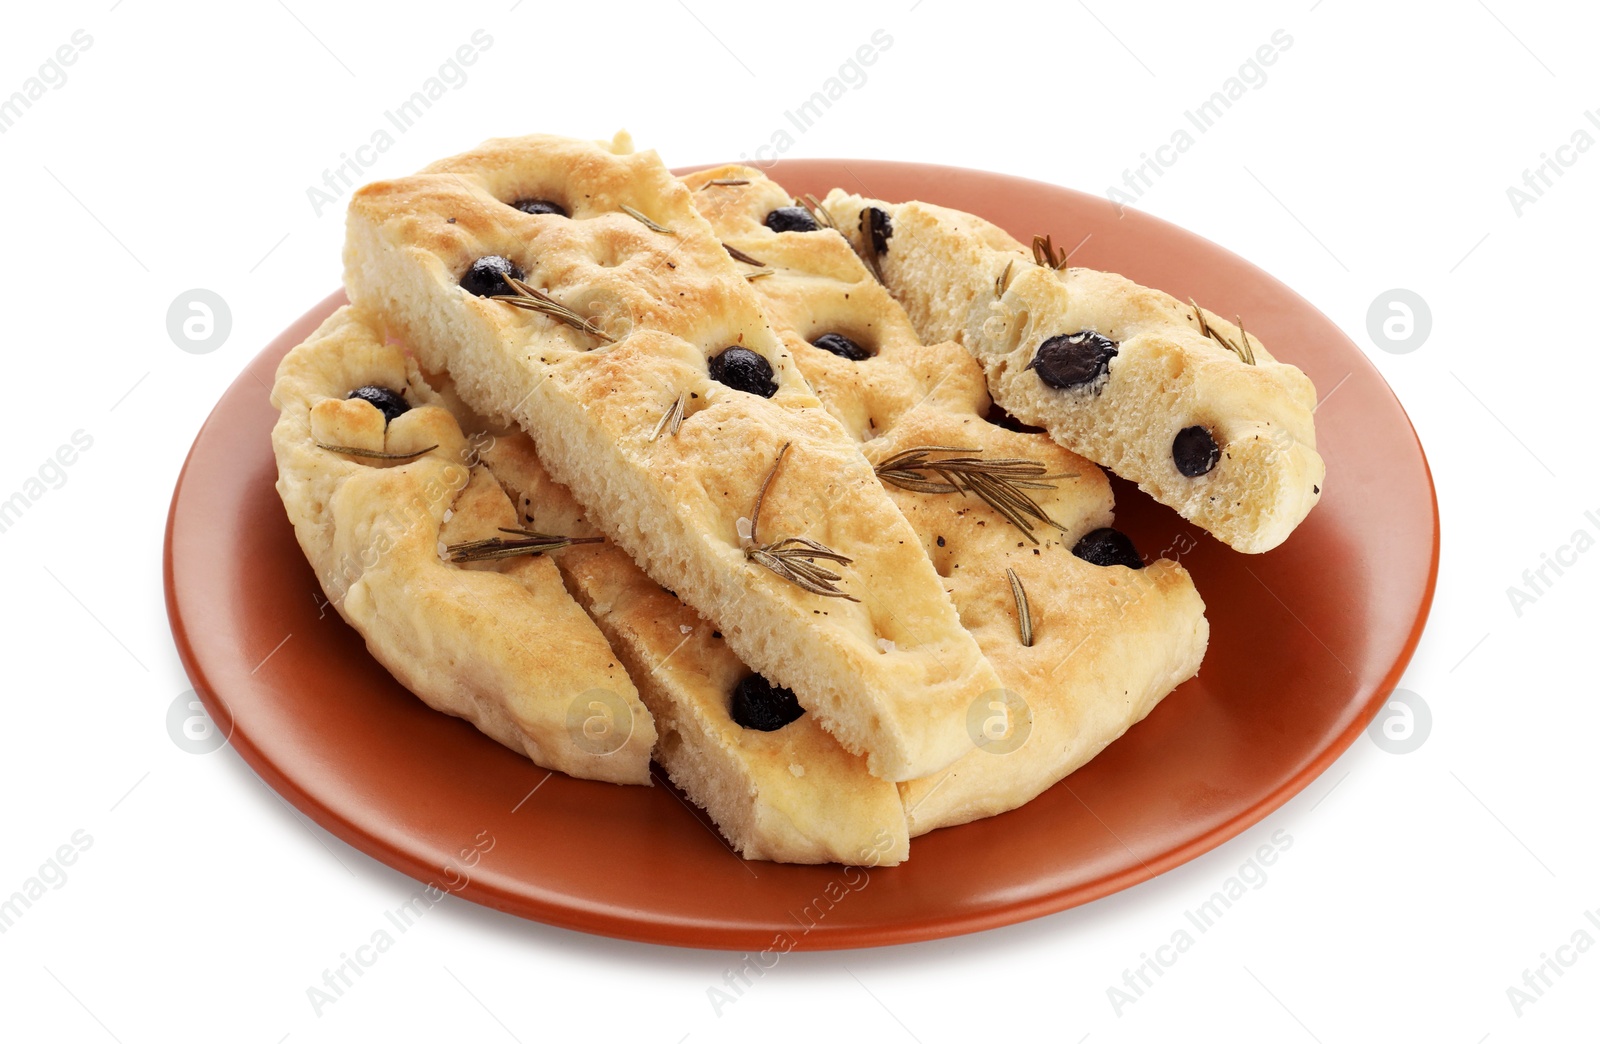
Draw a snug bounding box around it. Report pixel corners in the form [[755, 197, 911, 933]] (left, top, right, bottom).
[[650, 393, 686, 441], [491, 274, 614, 342], [318, 443, 437, 460], [797, 194, 838, 231], [996, 259, 1015, 298], [620, 204, 675, 235], [1032, 233, 1069, 270], [875, 446, 1070, 545], [1233, 315, 1257, 366], [1007, 567, 1033, 647], [723, 242, 767, 267], [704, 178, 750, 186], [446, 528, 603, 564], [1188, 298, 1255, 365], [742, 442, 858, 600]]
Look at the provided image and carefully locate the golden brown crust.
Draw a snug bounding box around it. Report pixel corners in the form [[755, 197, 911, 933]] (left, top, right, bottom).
[[821, 191, 1323, 554], [342, 132, 1002, 782], [269, 306, 654, 784], [686, 167, 1210, 833]]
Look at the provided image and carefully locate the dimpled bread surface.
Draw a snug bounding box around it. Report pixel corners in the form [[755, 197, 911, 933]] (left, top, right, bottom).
[[821, 192, 1324, 554], [688, 167, 1210, 833], [449, 406, 909, 866], [269, 306, 654, 784], [343, 132, 1003, 782]]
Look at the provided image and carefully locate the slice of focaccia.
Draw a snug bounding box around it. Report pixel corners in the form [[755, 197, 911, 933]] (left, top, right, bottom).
[[820, 192, 1324, 554], [269, 306, 654, 784], [687, 168, 1209, 834], [344, 132, 1003, 782], [453, 409, 908, 866]]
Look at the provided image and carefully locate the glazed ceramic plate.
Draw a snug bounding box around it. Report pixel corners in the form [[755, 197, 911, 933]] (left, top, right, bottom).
[[164, 159, 1437, 950]]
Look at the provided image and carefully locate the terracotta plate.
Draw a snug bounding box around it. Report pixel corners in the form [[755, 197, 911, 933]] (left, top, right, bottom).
[[164, 159, 1438, 950]]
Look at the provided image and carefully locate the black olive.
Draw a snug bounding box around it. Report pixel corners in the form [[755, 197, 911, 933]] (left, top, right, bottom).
[[1028, 331, 1119, 389], [864, 206, 892, 255], [461, 255, 523, 297], [346, 386, 410, 424], [764, 207, 819, 233], [512, 199, 567, 217], [1173, 426, 1220, 477], [811, 332, 870, 361], [708, 347, 778, 398], [1072, 528, 1144, 569], [730, 674, 804, 731]]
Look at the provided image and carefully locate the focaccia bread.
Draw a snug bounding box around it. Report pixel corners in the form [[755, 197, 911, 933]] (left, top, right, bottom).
[[343, 132, 1002, 782], [820, 192, 1324, 554], [269, 306, 654, 784], [686, 167, 1209, 833], [455, 410, 908, 866]]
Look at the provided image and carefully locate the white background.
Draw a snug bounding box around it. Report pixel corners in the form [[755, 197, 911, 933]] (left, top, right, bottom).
[[1, 0, 1595, 1040]]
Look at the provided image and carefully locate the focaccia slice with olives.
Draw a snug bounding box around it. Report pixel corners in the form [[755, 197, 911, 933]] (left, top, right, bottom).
[[687, 168, 1209, 834], [344, 132, 1003, 783], [269, 305, 654, 784], [820, 192, 1324, 554], [453, 413, 908, 865]]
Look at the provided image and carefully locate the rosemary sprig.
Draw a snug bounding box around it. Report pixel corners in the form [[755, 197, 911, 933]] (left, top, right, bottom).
[[620, 203, 676, 235], [491, 274, 615, 342], [650, 393, 685, 441], [723, 243, 767, 267], [317, 443, 437, 460], [445, 527, 603, 564], [875, 446, 1070, 545], [796, 193, 838, 231], [741, 442, 858, 601], [1233, 314, 1257, 366], [995, 258, 1015, 298], [703, 178, 750, 187], [1032, 234, 1069, 270], [746, 270, 774, 281], [1189, 298, 1256, 365], [1006, 568, 1033, 648]]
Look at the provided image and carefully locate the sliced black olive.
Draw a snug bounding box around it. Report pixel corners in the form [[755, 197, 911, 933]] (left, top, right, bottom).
[[708, 347, 778, 398], [1173, 426, 1220, 477], [461, 255, 523, 297], [1028, 332, 1118, 389], [730, 674, 804, 731], [346, 386, 410, 424], [812, 333, 870, 361], [764, 207, 818, 233], [1072, 528, 1144, 569]]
